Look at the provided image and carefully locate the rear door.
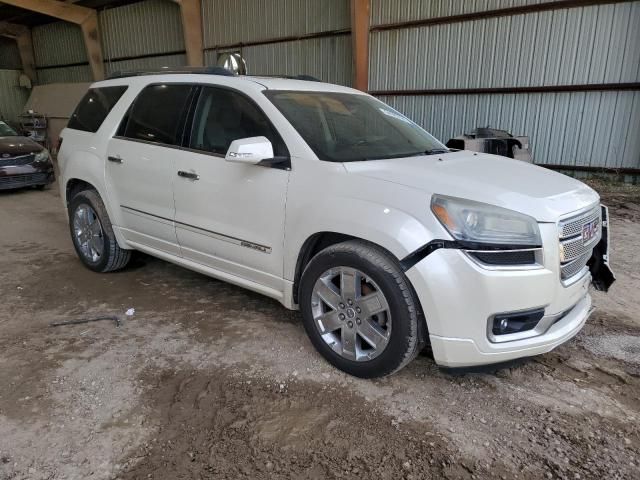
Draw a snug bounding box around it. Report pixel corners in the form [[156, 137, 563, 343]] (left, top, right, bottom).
[[105, 83, 193, 255], [172, 86, 290, 291]]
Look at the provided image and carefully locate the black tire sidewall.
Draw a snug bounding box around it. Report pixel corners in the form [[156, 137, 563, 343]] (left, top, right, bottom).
[[68, 191, 114, 272], [300, 247, 417, 378]]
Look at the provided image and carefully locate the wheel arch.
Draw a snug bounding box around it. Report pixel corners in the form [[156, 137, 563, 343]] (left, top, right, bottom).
[[64, 176, 129, 249], [292, 232, 428, 344]]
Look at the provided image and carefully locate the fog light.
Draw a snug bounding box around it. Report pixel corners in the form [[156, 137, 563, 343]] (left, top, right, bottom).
[[492, 309, 545, 336]]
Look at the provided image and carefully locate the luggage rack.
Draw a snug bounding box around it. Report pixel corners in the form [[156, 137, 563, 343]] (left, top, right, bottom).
[[107, 66, 235, 79], [107, 67, 321, 82]]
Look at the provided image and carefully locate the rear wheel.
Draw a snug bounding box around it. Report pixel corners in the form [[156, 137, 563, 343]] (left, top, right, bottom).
[[299, 240, 422, 378], [68, 189, 131, 272]]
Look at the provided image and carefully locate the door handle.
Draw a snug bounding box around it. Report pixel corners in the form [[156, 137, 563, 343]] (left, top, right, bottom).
[[177, 170, 200, 180], [107, 155, 123, 164]]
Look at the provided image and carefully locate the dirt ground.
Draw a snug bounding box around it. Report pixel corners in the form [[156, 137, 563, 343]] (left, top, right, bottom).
[[0, 179, 638, 480]]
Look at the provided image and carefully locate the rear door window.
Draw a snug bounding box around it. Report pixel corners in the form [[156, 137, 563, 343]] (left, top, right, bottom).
[[120, 84, 193, 146], [67, 86, 128, 133]]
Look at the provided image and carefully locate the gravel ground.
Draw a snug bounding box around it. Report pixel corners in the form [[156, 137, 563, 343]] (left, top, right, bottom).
[[0, 180, 638, 480]]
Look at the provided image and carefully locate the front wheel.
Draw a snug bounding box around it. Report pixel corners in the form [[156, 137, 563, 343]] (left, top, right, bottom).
[[68, 189, 131, 272], [299, 240, 422, 378]]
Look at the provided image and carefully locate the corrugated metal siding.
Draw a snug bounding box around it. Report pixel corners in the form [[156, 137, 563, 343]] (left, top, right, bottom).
[[202, 0, 350, 47], [0, 39, 22, 70], [370, 2, 640, 90], [378, 91, 640, 169], [0, 69, 29, 123], [105, 53, 187, 76], [371, 0, 546, 25], [100, 0, 184, 60], [204, 35, 353, 86], [37, 65, 93, 85], [32, 21, 87, 67]]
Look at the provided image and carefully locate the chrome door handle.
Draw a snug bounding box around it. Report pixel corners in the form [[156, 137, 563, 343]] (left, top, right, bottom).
[[107, 155, 123, 164], [177, 170, 200, 180]]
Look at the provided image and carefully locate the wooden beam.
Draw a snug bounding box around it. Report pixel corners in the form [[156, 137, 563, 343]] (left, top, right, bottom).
[[0, 0, 94, 24], [174, 0, 204, 67], [0, 22, 37, 82], [2, 0, 104, 80], [350, 0, 370, 91]]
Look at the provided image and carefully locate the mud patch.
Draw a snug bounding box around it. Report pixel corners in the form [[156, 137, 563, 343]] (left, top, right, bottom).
[[120, 368, 475, 480]]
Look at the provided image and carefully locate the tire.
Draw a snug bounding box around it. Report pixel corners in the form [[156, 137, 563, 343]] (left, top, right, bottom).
[[68, 189, 131, 272], [299, 240, 422, 378]]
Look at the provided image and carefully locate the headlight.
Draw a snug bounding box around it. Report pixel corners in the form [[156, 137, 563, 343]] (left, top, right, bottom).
[[431, 195, 541, 246], [34, 149, 50, 163]]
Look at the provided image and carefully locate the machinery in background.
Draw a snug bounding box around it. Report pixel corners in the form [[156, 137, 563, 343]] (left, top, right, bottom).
[[446, 127, 532, 163]]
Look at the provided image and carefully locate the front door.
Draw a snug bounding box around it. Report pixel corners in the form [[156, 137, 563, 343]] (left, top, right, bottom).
[[172, 86, 290, 291], [105, 83, 193, 256]]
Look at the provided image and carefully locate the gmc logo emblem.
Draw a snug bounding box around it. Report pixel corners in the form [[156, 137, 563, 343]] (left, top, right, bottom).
[[582, 219, 598, 244]]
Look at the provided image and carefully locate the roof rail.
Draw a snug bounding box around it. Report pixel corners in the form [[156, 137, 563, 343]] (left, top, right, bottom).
[[107, 66, 235, 80], [255, 74, 322, 82]]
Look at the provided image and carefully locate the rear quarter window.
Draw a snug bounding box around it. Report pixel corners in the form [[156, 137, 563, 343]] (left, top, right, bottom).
[[67, 86, 128, 133]]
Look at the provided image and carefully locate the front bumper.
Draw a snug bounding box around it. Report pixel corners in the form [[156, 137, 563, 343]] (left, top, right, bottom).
[[0, 164, 55, 190], [406, 223, 594, 368]]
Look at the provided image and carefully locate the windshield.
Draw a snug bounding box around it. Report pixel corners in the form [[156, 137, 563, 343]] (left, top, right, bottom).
[[0, 121, 18, 136], [264, 91, 447, 162]]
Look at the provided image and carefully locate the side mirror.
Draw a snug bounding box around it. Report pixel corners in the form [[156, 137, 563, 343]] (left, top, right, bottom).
[[225, 136, 274, 165]]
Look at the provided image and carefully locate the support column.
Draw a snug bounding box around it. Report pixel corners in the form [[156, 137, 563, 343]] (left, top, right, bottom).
[[80, 12, 105, 81], [176, 0, 204, 67], [0, 22, 37, 83], [350, 0, 370, 91], [1, 0, 104, 80]]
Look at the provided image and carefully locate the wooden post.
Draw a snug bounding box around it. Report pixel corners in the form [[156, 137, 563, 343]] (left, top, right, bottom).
[[176, 0, 204, 67], [80, 12, 105, 80], [0, 22, 37, 83], [1, 0, 104, 80], [350, 0, 370, 91]]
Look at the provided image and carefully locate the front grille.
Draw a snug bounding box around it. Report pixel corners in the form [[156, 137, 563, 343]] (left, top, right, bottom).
[[558, 206, 601, 281], [0, 154, 35, 167], [560, 208, 600, 238], [0, 173, 49, 187]]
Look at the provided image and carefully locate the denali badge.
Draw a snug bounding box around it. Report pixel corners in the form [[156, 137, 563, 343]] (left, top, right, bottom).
[[582, 219, 598, 244]]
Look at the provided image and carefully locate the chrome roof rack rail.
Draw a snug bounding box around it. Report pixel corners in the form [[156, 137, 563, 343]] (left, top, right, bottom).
[[107, 66, 235, 80]]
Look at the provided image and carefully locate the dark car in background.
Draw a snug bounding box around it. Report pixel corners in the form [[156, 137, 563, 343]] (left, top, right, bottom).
[[0, 120, 54, 191]]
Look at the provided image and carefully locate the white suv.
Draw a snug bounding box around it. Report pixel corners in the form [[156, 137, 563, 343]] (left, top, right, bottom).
[[58, 68, 614, 378]]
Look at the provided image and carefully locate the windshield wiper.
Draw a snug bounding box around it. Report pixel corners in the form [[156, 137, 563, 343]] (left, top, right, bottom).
[[423, 148, 450, 155]]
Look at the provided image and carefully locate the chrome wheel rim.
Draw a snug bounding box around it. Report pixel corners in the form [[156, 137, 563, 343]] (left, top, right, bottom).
[[311, 267, 391, 362], [73, 204, 104, 263]]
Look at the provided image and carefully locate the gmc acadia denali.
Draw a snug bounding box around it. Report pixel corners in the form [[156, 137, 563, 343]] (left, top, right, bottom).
[[58, 68, 614, 378]]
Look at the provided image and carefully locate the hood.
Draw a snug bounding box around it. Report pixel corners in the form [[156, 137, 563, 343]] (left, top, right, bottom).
[[0, 136, 43, 157], [344, 151, 599, 222]]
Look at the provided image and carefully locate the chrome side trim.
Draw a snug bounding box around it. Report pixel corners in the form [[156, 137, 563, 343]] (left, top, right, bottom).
[[120, 205, 272, 254]]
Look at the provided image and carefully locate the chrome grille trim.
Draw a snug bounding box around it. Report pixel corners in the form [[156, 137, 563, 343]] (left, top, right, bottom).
[[558, 205, 601, 283], [559, 206, 600, 240]]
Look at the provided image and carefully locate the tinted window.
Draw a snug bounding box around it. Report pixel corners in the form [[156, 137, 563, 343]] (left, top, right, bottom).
[[122, 84, 192, 146], [67, 86, 127, 133], [0, 121, 18, 136], [264, 91, 446, 162], [189, 87, 287, 157]]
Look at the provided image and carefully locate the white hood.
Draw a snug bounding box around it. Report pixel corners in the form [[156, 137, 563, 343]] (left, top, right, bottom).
[[344, 151, 599, 222]]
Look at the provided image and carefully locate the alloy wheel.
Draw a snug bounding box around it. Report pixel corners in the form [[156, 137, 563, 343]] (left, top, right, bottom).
[[73, 204, 104, 263], [311, 267, 392, 361]]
